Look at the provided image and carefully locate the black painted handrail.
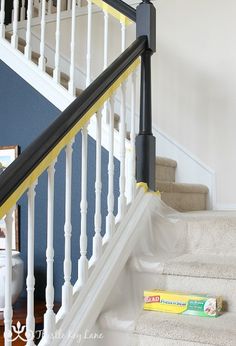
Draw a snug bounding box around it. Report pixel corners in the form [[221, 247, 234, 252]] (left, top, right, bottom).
[[102, 0, 136, 22], [0, 36, 147, 209]]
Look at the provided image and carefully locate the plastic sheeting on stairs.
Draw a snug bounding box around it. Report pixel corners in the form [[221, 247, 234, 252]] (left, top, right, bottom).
[[97, 195, 236, 345]]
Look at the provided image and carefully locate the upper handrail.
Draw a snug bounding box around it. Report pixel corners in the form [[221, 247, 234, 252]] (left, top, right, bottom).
[[102, 0, 136, 22], [0, 36, 147, 218]]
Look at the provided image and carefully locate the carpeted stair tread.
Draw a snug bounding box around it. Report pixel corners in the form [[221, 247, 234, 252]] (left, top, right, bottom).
[[129, 254, 236, 280], [45, 66, 69, 81], [5, 31, 26, 46], [76, 88, 83, 97], [17, 43, 41, 61], [134, 310, 236, 346], [157, 181, 208, 194], [156, 157, 177, 168], [157, 181, 209, 211], [99, 308, 236, 346], [156, 158, 177, 183]]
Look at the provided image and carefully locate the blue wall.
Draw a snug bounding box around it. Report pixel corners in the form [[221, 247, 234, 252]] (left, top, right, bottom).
[[0, 60, 119, 302]]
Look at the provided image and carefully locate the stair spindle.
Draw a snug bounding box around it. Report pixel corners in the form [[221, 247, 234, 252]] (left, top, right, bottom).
[[68, 0, 76, 95], [78, 124, 89, 287], [4, 209, 14, 346], [39, 0, 46, 71], [20, 0, 26, 21], [25, 0, 33, 59], [0, 0, 5, 38], [104, 96, 115, 243], [130, 70, 137, 201], [117, 82, 127, 221], [47, 0, 52, 14], [11, 0, 19, 48], [91, 110, 102, 264], [121, 21, 126, 53], [53, 0, 61, 83], [38, 0, 42, 18], [103, 11, 109, 123], [26, 182, 37, 346], [43, 161, 56, 342], [103, 11, 108, 70], [86, 0, 92, 87], [61, 140, 74, 314], [67, 0, 71, 11]]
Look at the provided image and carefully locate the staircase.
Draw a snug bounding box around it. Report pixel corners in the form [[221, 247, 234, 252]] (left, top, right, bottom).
[[4, 28, 209, 213]]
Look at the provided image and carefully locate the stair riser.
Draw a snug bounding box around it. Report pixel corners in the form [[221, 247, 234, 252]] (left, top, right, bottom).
[[99, 330, 134, 346], [160, 192, 207, 212], [132, 271, 236, 312], [149, 217, 236, 254], [129, 334, 208, 346], [101, 330, 206, 346], [156, 165, 176, 183], [185, 219, 236, 254]]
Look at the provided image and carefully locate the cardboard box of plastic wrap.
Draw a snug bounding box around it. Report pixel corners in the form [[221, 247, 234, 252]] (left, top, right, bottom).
[[143, 289, 222, 317]]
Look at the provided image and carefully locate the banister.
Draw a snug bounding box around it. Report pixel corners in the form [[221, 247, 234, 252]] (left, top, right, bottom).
[[0, 36, 147, 214], [102, 0, 136, 22]]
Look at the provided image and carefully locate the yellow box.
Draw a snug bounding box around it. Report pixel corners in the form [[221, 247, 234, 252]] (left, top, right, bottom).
[[143, 289, 222, 317]]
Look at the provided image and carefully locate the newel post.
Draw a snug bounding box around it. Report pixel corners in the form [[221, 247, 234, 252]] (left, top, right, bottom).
[[136, 0, 156, 191]]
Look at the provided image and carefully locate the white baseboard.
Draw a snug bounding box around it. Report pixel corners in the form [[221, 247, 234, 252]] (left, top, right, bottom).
[[214, 204, 236, 211]]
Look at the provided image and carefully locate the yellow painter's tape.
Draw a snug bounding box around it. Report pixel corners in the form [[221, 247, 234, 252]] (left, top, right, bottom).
[[136, 182, 161, 196], [0, 58, 140, 220], [91, 0, 134, 25], [136, 182, 149, 192]]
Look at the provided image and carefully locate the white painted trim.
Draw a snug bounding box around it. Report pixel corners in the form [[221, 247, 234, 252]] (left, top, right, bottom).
[[152, 125, 217, 210], [24, 29, 86, 91], [155, 127, 215, 175], [26, 28, 135, 111], [49, 188, 154, 346], [0, 37, 74, 111], [214, 204, 236, 211]]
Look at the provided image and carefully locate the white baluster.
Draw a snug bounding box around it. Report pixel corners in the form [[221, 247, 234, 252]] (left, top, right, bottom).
[[68, 0, 76, 95], [78, 124, 88, 287], [121, 21, 126, 53], [104, 96, 115, 243], [47, 0, 52, 14], [117, 82, 127, 221], [11, 0, 19, 48], [0, 0, 5, 38], [43, 161, 56, 342], [103, 11, 108, 70], [39, 0, 46, 70], [4, 209, 14, 346], [91, 110, 102, 264], [67, 0, 71, 11], [53, 0, 61, 83], [20, 0, 26, 21], [86, 0, 92, 87], [103, 11, 109, 123], [61, 140, 74, 314], [25, 0, 33, 59], [38, 0, 42, 18], [129, 71, 137, 201], [26, 181, 37, 346]]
